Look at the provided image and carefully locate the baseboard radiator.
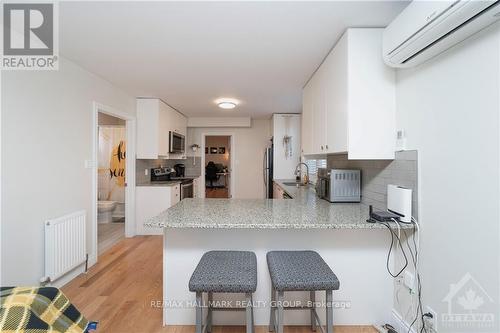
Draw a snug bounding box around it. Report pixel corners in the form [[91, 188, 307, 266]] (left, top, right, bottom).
[[42, 210, 87, 284]]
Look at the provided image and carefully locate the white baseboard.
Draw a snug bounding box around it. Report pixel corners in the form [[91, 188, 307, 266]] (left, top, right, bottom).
[[88, 253, 97, 268], [51, 263, 86, 288], [392, 309, 417, 333]]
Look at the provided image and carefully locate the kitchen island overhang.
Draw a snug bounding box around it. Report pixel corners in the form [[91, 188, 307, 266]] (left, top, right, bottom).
[[148, 197, 414, 327]]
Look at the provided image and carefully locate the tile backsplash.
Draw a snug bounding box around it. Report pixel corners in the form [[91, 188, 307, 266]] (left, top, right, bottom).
[[327, 150, 418, 218], [136, 157, 202, 183]]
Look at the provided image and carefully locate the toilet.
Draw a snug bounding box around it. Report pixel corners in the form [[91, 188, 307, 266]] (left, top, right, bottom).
[[98, 201, 117, 223]]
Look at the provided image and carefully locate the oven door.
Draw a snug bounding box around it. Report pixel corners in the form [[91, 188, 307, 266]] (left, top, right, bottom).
[[169, 131, 185, 154], [181, 181, 194, 200]]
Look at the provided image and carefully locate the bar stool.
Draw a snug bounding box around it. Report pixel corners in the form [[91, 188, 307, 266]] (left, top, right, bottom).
[[189, 251, 257, 333], [267, 251, 340, 333]]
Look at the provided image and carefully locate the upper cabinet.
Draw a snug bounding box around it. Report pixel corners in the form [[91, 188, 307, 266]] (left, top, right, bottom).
[[136, 98, 188, 159], [302, 28, 396, 160]]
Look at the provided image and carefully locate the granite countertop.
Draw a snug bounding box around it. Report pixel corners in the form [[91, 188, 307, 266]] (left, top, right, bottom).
[[146, 179, 414, 229], [136, 180, 182, 187]]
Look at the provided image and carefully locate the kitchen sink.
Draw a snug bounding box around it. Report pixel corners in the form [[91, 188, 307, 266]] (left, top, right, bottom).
[[282, 182, 307, 187]]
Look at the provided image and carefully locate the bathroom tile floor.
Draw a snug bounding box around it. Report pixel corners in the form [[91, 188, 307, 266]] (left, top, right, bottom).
[[98, 222, 125, 255]]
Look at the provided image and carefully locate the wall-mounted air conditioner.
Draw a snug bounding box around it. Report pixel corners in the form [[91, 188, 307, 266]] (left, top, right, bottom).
[[383, 0, 500, 68]]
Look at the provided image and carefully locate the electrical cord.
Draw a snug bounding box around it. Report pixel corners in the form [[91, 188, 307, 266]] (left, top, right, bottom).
[[404, 217, 427, 333], [377, 220, 408, 278], [369, 212, 426, 332]]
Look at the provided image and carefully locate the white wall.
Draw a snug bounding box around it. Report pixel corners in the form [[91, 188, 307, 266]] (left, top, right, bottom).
[[272, 114, 301, 180], [395, 23, 500, 330], [187, 119, 271, 199], [1, 57, 135, 285]]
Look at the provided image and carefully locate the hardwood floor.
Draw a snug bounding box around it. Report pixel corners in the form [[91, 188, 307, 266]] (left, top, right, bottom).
[[62, 236, 376, 333], [206, 188, 229, 198]]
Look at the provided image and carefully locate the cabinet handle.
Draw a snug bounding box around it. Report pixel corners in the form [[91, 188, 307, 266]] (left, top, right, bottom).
[[321, 146, 324, 150], [325, 145, 328, 150]]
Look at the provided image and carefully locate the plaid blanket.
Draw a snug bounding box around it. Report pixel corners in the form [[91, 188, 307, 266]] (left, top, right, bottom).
[[0, 287, 91, 333]]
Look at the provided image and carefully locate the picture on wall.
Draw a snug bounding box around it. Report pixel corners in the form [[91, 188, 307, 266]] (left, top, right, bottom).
[[210, 147, 218, 154], [218, 147, 225, 154]]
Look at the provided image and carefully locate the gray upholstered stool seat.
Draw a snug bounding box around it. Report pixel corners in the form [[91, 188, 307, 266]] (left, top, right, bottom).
[[189, 251, 257, 293], [267, 251, 340, 333], [189, 251, 257, 333], [267, 250, 339, 291]]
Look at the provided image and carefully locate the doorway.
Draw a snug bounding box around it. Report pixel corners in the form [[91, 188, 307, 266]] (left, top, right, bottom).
[[202, 135, 233, 198], [97, 113, 126, 254], [91, 102, 136, 266]]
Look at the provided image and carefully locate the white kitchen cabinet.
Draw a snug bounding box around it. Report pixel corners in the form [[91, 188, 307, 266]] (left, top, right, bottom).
[[171, 184, 180, 205], [301, 82, 314, 155], [137, 98, 188, 159], [136, 185, 179, 235], [302, 28, 396, 159], [272, 114, 301, 180]]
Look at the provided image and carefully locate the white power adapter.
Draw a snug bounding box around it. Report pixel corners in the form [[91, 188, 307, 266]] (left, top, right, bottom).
[[387, 185, 412, 223]]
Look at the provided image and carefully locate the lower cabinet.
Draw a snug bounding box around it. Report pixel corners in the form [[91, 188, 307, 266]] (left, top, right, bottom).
[[136, 185, 179, 235]]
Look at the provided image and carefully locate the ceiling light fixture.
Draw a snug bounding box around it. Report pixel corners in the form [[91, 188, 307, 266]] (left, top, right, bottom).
[[217, 101, 237, 109], [215, 98, 239, 110]]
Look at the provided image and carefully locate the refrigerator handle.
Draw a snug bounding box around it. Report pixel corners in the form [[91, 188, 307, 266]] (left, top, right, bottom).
[[263, 150, 267, 187]]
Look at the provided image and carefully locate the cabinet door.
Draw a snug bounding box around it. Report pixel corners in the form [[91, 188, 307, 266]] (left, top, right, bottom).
[[312, 67, 327, 154], [301, 82, 314, 155], [135, 186, 171, 235], [346, 29, 396, 159], [136, 99, 160, 159], [171, 184, 180, 205], [158, 106, 170, 157], [325, 33, 348, 154]]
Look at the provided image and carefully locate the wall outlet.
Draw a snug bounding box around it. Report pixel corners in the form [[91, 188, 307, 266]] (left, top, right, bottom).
[[424, 306, 438, 332], [404, 271, 414, 291]]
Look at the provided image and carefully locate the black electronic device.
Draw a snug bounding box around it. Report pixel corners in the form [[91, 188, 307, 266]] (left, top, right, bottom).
[[367, 205, 401, 223]]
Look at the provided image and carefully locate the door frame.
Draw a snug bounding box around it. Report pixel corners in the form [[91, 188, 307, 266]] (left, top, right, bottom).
[[90, 102, 136, 267], [200, 132, 235, 198]]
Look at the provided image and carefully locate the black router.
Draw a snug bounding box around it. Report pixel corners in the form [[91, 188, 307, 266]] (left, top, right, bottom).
[[367, 205, 400, 223]]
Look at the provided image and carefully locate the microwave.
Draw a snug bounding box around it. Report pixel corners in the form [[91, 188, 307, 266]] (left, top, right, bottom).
[[169, 131, 185, 154], [316, 168, 361, 203]]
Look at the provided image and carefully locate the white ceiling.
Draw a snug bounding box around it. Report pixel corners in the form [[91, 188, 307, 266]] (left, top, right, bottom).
[[60, 1, 408, 118]]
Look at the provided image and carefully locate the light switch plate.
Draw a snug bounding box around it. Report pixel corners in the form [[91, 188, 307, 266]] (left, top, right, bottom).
[[84, 160, 96, 168], [396, 129, 407, 151]]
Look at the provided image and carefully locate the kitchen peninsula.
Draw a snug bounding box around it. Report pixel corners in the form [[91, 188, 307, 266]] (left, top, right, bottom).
[[146, 181, 412, 327]]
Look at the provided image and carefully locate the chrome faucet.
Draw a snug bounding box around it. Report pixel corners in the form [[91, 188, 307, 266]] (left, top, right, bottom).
[[294, 162, 309, 184]]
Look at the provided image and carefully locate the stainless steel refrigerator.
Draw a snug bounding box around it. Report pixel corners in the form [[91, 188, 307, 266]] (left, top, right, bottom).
[[263, 142, 273, 198]]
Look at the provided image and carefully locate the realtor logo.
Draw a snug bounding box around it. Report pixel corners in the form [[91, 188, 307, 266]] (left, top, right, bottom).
[[1, 2, 58, 70], [442, 272, 495, 331]]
